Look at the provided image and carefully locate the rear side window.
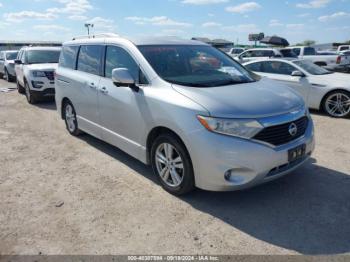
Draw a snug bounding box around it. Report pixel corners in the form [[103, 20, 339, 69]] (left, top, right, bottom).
[[245, 62, 263, 72], [261, 61, 296, 75], [241, 51, 253, 58], [304, 47, 316, 56], [262, 50, 275, 57], [59, 46, 79, 69], [292, 48, 301, 56], [77, 45, 103, 75]]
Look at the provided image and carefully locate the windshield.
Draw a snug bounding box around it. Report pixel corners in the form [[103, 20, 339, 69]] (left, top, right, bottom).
[[6, 52, 18, 60], [138, 45, 256, 87], [293, 60, 333, 75], [26, 50, 61, 64]]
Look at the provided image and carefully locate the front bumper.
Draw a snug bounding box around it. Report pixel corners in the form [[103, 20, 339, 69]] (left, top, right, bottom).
[[187, 117, 315, 192], [28, 77, 55, 95], [31, 88, 55, 99]]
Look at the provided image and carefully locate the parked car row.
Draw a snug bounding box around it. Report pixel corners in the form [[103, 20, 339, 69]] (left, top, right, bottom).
[[227, 46, 350, 73], [0, 50, 19, 82], [15, 46, 61, 104], [4, 34, 350, 195]]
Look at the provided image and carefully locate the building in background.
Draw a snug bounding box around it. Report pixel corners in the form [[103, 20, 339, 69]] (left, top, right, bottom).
[[0, 41, 62, 51]]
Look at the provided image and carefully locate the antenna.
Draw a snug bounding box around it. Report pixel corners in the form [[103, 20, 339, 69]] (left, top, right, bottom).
[[84, 23, 94, 37]]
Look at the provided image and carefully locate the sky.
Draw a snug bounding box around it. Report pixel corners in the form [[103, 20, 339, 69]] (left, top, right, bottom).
[[0, 0, 349, 45]]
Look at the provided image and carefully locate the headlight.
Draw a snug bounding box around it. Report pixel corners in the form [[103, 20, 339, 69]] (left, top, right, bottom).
[[32, 71, 46, 77], [197, 115, 263, 139]]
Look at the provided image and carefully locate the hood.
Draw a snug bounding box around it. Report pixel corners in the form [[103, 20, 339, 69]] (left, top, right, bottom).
[[26, 63, 58, 71], [309, 73, 350, 89], [172, 78, 304, 118]]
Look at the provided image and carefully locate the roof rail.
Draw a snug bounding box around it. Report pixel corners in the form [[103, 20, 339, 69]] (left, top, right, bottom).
[[72, 33, 120, 41]]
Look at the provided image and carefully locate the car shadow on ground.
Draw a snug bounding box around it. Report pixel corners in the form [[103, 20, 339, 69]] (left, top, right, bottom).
[[35, 100, 57, 111], [79, 134, 350, 255]]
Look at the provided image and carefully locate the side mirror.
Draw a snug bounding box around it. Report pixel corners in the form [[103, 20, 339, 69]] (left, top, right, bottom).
[[291, 70, 304, 77], [14, 59, 22, 65], [112, 68, 139, 92]]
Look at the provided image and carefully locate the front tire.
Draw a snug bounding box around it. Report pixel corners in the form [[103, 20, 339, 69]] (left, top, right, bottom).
[[151, 133, 195, 195], [63, 101, 81, 136], [323, 90, 350, 118], [17, 79, 25, 94], [25, 81, 37, 104]]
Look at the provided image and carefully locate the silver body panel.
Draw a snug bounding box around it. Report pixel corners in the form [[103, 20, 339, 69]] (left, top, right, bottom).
[[56, 37, 315, 192]]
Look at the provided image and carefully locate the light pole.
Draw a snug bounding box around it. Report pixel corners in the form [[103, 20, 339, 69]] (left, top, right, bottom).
[[84, 23, 94, 36]]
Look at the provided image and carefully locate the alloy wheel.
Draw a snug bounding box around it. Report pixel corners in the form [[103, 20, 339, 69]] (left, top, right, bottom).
[[65, 104, 76, 133], [325, 93, 350, 117], [155, 143, 184, 187]]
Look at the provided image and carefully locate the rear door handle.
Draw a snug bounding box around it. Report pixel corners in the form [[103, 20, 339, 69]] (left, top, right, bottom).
[[100, 87, 108, 94]]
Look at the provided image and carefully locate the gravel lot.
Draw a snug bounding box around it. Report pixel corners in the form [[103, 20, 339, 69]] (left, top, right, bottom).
[[0, 78, 349, 256]]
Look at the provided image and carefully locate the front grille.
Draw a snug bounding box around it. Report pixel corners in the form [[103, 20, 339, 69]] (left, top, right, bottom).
[[253, 116, 309, 146], [44, 71, 54, 81]]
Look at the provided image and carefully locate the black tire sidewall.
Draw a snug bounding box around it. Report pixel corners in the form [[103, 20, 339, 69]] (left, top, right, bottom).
[[323, 90, 350, 118], [151, 134, 195, 195], [4, 68, 8, 81], [17, 80, 25, 93], [25, 82, 36, 104]]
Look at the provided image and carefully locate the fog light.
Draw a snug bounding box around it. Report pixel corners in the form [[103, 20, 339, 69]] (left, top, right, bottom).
[[31, 81, 44, 89], [224, 170, 232, 181], [224, 169, 247, 184]]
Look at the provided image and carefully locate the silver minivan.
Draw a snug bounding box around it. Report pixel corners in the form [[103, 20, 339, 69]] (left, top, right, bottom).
[[56, 34, 315, 195]]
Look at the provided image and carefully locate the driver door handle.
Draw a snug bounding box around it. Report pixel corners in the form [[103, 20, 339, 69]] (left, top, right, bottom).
[[100, 87, 108, 94]]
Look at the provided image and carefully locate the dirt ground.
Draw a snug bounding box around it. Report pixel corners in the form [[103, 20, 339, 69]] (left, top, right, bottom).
[[0, 78, 349, 256]]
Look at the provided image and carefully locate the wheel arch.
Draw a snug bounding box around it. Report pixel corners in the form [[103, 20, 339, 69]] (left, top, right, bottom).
[[146, 126, 190, 165], [320, 88, 350, 111]]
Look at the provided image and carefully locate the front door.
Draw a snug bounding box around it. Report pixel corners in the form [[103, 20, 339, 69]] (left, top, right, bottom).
[[98, 45, 149, 158], [259, 61, 310, 103]]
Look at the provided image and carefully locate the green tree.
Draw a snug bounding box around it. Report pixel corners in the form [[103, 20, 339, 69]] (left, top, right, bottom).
[[296, 40, 316, 46]]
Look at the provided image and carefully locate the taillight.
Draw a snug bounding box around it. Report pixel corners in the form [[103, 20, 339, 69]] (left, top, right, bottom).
[[336, 56, 341, 64]]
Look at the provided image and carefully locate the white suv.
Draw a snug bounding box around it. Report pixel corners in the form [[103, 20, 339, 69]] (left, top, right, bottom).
[[15, 46, 61, 104]]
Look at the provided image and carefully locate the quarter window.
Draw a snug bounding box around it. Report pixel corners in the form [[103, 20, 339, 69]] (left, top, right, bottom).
[[245, 62, 263, 72], [261, 61, 296, 75], [304, 47, 316, 56], [77, 45, 103, 75], [292, 48, 301, 56], [60, 46, 79, 69], [105, 45, 147, 84]]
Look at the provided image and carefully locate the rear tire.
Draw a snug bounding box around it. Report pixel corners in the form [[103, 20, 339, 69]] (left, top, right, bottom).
[[151, 133, 195, 195], [63, 101, 81, 136]]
